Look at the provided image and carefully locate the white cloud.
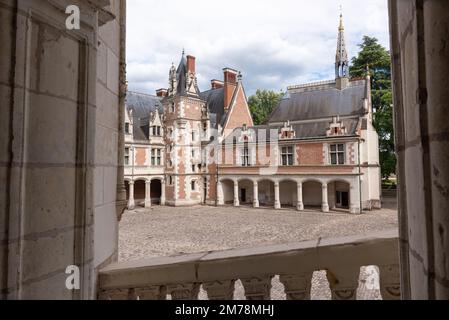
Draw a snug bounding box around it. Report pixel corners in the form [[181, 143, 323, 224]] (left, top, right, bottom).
[[127, 0, 390, 96]]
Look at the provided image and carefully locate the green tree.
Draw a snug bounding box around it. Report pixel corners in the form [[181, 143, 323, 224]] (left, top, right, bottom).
[[248, 89, 284, 125], [349, 36, 395, 181]]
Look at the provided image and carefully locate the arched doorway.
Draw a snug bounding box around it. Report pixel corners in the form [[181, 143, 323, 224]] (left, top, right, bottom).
[[258, 180, 274, 207], [328, 180, 350, 210], [221, 179, 234, 205], [303, 180, 322, 210], [150, 179, 162, 205], [279, 180, 297, 208], [238, 179, 253, 205]]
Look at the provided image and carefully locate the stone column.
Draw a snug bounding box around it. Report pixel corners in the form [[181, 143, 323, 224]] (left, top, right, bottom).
[[204, 280, 235, 300], [233, 180, 240, 207], [217, 181, 224, 206], [321, 183, 329, 213], [241, 276, 273, 300], [296, 181, 304, 211], [349, 183, 360, 214], [379, 265, 401, 300], [253, 181, 259, 208], [280, 273, 313, 300], [160, 179, 166, 206], [127, 181, 135, 210], [145, 180, 151, 208], [326, 268, 359, 300], [274, 182, 281, 209]]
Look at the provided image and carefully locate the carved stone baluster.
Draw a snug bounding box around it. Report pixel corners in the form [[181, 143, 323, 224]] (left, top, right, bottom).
[[279, 273, 313, 300], [203, 280, 236, 300], [167, 283, 200, 300], [98, 288, 133, 300], [241, 276, 273, 300], [135, 286, 167, 300], [379, 265, 401, 300], [326, 268, 359, 300]]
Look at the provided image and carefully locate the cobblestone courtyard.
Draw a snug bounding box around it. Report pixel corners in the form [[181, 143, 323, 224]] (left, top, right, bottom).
[[119, 198, 398, 299]]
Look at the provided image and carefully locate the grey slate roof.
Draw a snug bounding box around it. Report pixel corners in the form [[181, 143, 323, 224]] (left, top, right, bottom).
[[200, 87, 226, 128], [126, 91, 163, 140], [269, 80, 367, 123]]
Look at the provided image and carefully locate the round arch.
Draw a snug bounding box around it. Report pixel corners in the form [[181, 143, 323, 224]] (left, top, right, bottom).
[[302, 180, 323, 210], [237, 178, 254, 205], [219, 178, 235, 205], [327, 179, 351, 210]]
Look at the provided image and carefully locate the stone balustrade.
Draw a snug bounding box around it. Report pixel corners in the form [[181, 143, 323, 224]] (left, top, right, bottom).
[[98, 230, 400, 300]]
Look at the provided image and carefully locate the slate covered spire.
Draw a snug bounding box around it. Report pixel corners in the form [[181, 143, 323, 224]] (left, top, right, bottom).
[[335, 13, 349, 79]]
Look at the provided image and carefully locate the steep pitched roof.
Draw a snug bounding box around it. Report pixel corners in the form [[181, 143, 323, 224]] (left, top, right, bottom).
[[126, 91, 163, 140], [268, 79, 368, 123], [200, 87, 227, 129]]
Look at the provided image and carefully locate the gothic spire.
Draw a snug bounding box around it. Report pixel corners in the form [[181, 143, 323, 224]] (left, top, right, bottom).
[[335, 13, 349, 79]]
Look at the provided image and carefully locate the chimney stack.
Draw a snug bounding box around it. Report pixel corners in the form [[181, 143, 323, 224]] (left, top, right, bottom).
[[223, 68, 238, 110], [186, 55, 196, 74], [211, 79, 224, 90], [156, 88, 168, 97]]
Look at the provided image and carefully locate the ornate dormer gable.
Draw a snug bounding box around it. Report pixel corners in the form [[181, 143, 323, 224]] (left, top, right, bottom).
[[327, 115, 347, 136], [150, 108, 162, 127], [168, 63, 177, 97], [279, 120, 296, 140], [237, 124, 255, 143], [186, 70, 198, 95]]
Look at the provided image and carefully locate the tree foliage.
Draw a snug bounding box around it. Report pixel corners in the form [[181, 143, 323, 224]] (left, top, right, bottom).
[[349, 36, 395, 181], [248, 89, 284, 125]]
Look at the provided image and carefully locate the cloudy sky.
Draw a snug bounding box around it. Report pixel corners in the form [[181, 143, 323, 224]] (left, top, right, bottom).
[[127, 0, 390, 96]]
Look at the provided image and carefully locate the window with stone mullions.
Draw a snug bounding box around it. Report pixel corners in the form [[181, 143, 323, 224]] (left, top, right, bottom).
[[330, 143, 345, 165], [151, 149, 161, 166], [281, 146, 294, 166], [241, 143, 251, 167]]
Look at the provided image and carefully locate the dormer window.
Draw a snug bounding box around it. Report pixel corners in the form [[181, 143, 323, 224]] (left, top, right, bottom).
[[151, 126, 161, 136], [279, 121, 295, 140]]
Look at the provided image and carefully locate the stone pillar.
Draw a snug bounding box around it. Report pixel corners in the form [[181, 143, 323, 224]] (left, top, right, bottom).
[[217, 181, 224, 205], [233, 180, 240, 207], [280, 273, 313, 300], [145, 181, 151, 208], [274, 182, 281, 209], [160, 179, 166, 206], [321, 183, 329, 213], [128, 181, 135, 210], [253, 181, 259, 208], [389, 0, 449, 299], [349, 183, 360, 214], [241, 276, 273, 300], [204, 280, 235, 300], [296, 182, 304, 211], [167, 283, 200, 300]]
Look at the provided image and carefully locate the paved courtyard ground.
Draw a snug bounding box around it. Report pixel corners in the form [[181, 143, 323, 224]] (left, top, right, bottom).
[[119, 197, 398, 300]]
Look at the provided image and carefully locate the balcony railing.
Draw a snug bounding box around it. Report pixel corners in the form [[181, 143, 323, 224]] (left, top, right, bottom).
[[97, 229, 400, 300]]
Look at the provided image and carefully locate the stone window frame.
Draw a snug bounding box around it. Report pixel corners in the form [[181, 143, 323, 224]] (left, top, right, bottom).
[[330, 143, 346, 165], [151, 125, 161, 136], [191, 179, 197, 191], [125, 122, 130, 135], [280, 145, 294, 166], [169, 102, 175, 113], [241, 142, 252, 167], [124, 147, 130, 165], [151, 148, 162, 166]]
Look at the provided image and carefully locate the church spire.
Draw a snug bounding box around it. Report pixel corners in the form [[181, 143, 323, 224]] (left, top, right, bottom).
[[335, 13, 349, 79]]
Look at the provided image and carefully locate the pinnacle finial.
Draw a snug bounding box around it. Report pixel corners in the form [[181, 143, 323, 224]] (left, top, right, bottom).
[[182, 48, 185, 56]]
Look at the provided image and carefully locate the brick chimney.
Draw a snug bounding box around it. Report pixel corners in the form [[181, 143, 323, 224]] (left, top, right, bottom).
[[223, 68, 238, 110], [211, 79, 224, 90], [186, 55, 196, 74], [156, 88, 168, 97]]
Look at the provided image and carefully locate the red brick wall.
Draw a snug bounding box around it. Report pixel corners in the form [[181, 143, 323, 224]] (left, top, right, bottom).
[[135, 148, 147, 166], [298, 143, 324, 165]]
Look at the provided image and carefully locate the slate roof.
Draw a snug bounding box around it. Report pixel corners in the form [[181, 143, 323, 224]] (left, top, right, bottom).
[[200, 87, 227, 128], [269, 80, 368, 123], [126, 91, 163, 141]]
